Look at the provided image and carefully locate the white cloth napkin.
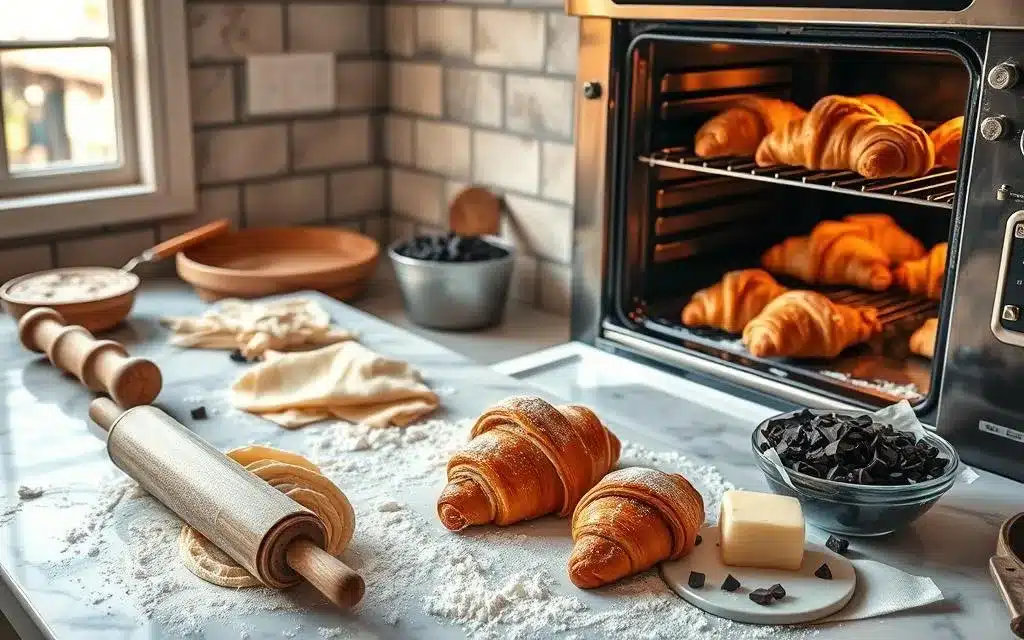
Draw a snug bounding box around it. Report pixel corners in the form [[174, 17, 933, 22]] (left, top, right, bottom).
[[819, 558, 943, 623]]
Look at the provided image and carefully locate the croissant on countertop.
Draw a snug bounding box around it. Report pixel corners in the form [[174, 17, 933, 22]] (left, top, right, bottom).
[[742, 290, 882, 359], [694, 97, 807, 158], [761, 220, 893, 291], [856, 94, 914, 124], [568, 467, 705, 589], [910, 318, 938, 359], [930, 116, 964, 169], [755, 95, 935, 179], [894, 242, 947, 300], [681, 269, 787, 333], [843, 213, 926, 263], [437, 396, 620, 531]]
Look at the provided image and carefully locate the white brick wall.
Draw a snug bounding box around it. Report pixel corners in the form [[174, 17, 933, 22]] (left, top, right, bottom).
[[188, 4, 284, 62], [287, 4, 372, 55], [475, 10, 546, 70], [473, 131, 540, 195], [196, 125, 289, 184], [391, 62, 443, 117], [416, 7, 473, 61], [292, 116, 373, 170], [244, 176, 328, 227], [414, 121, 471, 179]]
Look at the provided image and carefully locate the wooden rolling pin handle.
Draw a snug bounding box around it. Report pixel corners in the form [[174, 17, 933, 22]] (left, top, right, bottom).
[[991, 556, 1024, 638], [286, 538, 365, 609], [18, 307, 162, 407]]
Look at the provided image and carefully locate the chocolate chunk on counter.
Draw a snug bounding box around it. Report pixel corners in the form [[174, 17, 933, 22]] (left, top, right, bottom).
[[769, 583, 786, 600], [687, 571, 705, 588], [815, 563, 833, 580], [694, 534, 702, 546], [759, 410, 950, 486], [229, 349, 248, 363], [190, 406, 208, 420], [721, 574, 741, 592], [826, 535, 850, 555], [749, 588, 774, 606]]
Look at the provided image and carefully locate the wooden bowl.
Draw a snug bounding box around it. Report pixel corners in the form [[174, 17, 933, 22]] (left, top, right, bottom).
[[176, 227, 379, 301], [1, 267, 139, 333]]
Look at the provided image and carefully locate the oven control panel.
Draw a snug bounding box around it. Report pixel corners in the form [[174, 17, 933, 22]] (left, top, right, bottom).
[[991, 210, 1024, 345]]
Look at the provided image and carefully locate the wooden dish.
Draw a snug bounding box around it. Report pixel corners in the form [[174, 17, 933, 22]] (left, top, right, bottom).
[[175, 227, 379, 302], [1, 267, 138, 333]]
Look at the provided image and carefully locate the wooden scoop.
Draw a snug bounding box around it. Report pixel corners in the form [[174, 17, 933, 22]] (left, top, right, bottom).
[[992, 512, 1024, 638], [449, 187, 501, 237]]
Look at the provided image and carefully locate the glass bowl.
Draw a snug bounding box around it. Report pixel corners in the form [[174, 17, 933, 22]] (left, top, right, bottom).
[[751, 408, 961, 537]]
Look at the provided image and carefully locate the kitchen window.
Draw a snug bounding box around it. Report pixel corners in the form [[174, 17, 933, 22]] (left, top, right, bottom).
[[0, 0, 194, 239]]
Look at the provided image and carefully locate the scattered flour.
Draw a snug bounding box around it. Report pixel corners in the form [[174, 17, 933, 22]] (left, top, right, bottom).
[[40, 416, 819, 639], [17, 485, 44, 500]]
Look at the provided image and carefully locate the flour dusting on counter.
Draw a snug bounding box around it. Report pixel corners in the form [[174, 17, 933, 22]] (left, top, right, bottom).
[[45, 416, 817, 639]]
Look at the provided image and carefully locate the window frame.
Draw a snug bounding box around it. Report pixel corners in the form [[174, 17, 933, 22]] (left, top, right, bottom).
[[0, 0, 194, 240]]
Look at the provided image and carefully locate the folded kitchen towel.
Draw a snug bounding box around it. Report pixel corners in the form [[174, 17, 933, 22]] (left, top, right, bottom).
[[818, 558, 943, 623], [162, 298, 356, 359], [230, 341, 440, 428]]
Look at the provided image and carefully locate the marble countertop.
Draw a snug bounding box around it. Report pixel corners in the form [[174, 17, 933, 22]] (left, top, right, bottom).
[[0, 286, 1020, 640]]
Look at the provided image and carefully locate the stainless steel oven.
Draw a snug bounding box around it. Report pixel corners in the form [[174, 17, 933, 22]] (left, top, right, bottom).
[[567, 0, 1024, 482]]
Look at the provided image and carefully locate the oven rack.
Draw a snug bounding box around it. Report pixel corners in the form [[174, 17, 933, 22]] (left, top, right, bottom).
[[639, 148, 957, 210]]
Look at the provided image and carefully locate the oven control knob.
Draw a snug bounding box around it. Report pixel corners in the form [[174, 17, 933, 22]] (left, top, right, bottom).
[[980, 115, 1010, 141], [988, 62, 1020, 90]]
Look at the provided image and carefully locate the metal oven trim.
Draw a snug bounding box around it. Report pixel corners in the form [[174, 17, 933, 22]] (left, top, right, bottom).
[[565, 0, 1024, 30], [990, 209, 1024, 347]]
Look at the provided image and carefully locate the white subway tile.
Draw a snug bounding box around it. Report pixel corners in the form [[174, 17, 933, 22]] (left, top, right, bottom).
[[390, 62, 443, 117], [244, 176, 327, 227], [385, 6, 416, 57], [292, 116, 373, 170], [195, 125, 288, 184], [501, 194, 572, 263], [541, 141, 575, 204], [188, 4, 283, 61], [288, 4, 371, 54], [475, 10, 545, 70], [444, 69, 503, 128], [384, 115, 414, 165], [57, 229, 155, 269], [546, 13, 579, 75], [389, 169, 444, 226], [331, 168, 385, 218], [473, 131, 540, 195], [416, 6, 473, 60], [506, 74, 575, 139], [414, 121, 471, 179], [190, 67, 235, 125], [336, 60, 384, 111]]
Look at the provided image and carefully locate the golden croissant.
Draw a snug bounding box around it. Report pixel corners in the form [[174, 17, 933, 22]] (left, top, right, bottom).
[[843, 213, 926, 263], [754, 95, 935, 179], [856, 94, 913, 124], [894, 242, 947, 300], [743, 290, 882, 358], [762, 220, 893, 291], [568, 467, 705, 589], [694, 97, 806, 158], [930, 116, 963, 169], [437, 396, 620, 531], [910, 318, 938, 359], [681, 269, 787, 333]]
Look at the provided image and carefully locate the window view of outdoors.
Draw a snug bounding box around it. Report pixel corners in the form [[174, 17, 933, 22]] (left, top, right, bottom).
[[0, 1, 118, 173]]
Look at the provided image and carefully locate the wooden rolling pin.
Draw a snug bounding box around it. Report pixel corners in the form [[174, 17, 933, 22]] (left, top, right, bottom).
[[18, 307, 161, 408], [89, 398, 365, 609]]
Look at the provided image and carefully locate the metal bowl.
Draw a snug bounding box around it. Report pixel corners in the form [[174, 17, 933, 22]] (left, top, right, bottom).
[[751, 408, 960, 537], [388, 235, 514, 331]]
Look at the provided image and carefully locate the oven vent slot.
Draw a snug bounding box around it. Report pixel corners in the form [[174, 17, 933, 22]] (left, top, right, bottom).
[[639, 149, 956, 210]]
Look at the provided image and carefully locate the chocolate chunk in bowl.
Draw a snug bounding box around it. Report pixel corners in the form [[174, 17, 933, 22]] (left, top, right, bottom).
[[751, 407, 960, 536]]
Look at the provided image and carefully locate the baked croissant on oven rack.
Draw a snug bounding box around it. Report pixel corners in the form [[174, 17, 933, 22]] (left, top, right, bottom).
[[894, 242, 947, 300], [909, 317, 938, 359], [437, 396, 621, 531], [742, 290, 882, 359], [681, 269, 787, 334], [930, 116, 963, 169], [843, 213, 926, 263], [855, 94, 913, 125], [754, 94, 935, 179], [694, 97, 806, 158], [568, 467, 705, 589], [762, 220, 893, 291]]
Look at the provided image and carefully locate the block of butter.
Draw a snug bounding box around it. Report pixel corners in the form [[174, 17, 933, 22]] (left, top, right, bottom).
[[719, 489, 805, 571]]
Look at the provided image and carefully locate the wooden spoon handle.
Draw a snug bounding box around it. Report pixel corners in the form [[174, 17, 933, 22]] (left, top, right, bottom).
[[991, 556, 1024, 638], [286, 538, 364, 609], [148, 219, 231, 261]]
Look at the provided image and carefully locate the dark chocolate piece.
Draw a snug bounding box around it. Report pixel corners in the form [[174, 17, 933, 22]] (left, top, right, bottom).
[[190, 406, 208, 420], [721, 574, 740, 592], [769, 583, 786, 600], [815, 563, 833, 580], [825, 535, 850, 555], [394, 232, 509, 262], [694, 534, 702, 546], [229, 349, 248, 363], [749, 588, 774, 606], [687, 572, 705, 589]]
